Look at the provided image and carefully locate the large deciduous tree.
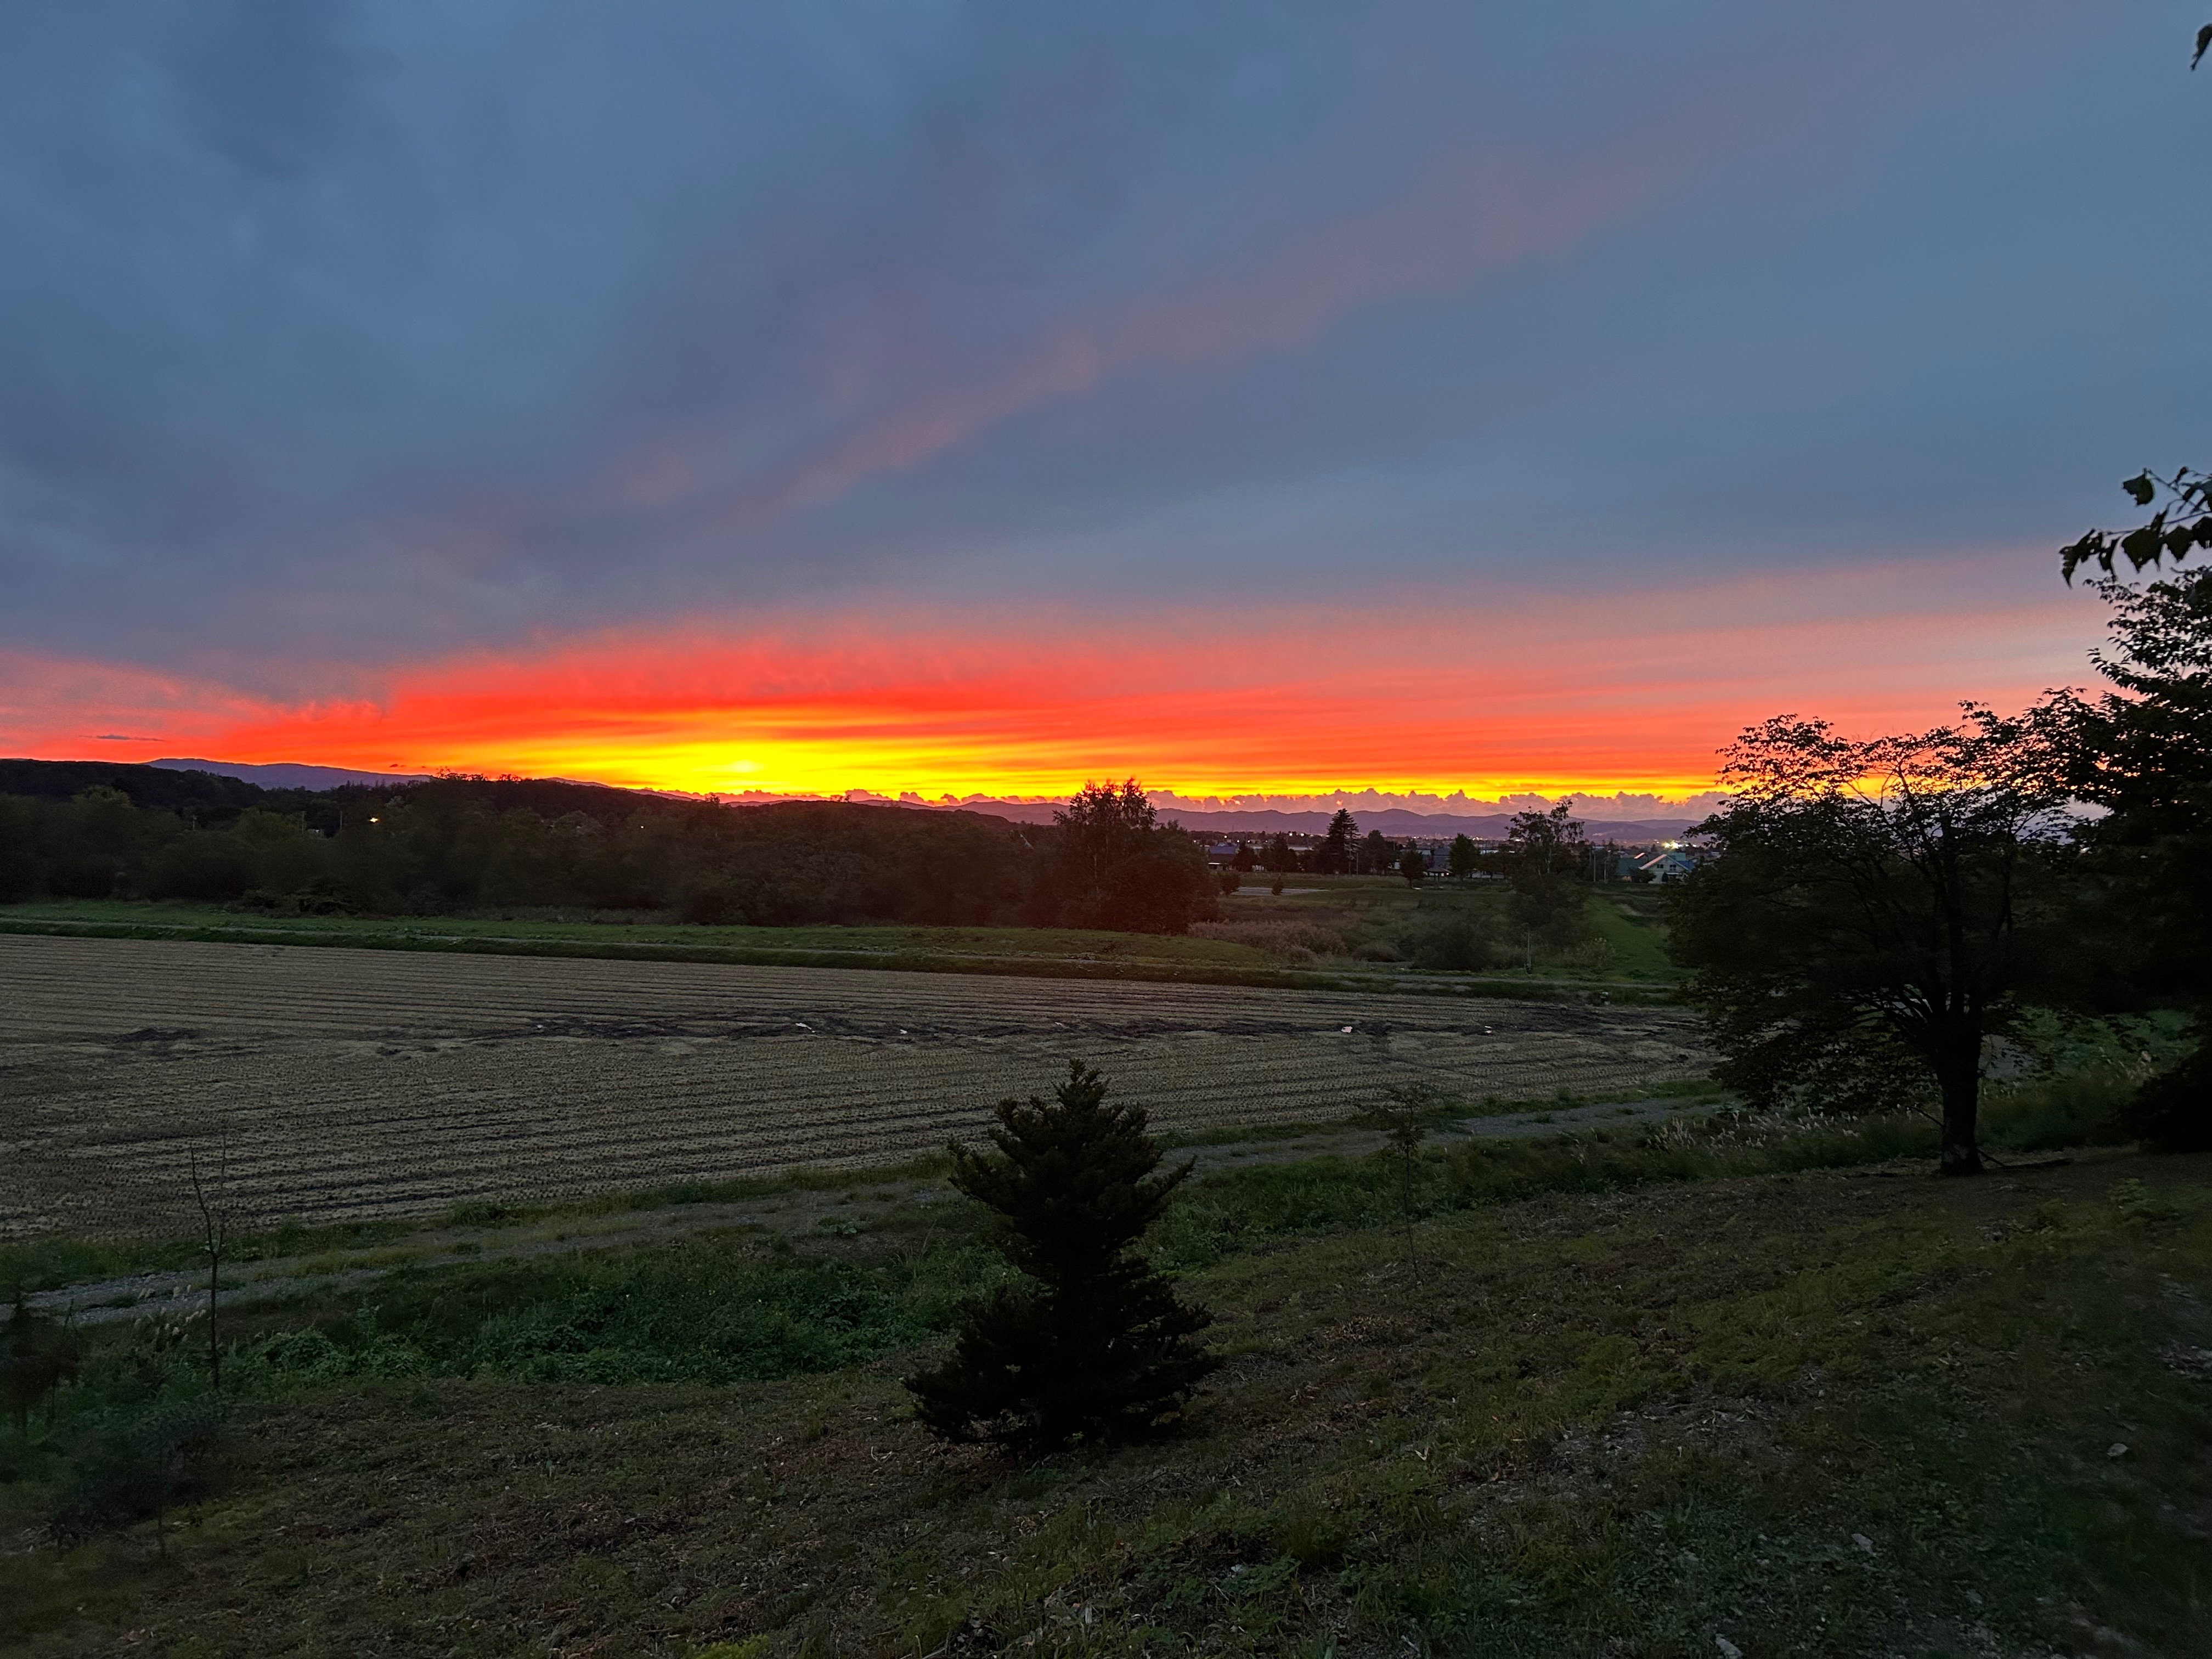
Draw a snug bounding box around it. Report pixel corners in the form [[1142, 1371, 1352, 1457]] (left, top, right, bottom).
[[1669, 714, 2074, 1176], [1359, 828, 1393, 874], [1500, 801, 1590, 943], [905, 1063, 1218, 1449], [1448, 833, 1480, 882], [1046, 780, 1216, 933], [2024, 23, 2212, 1144], [2049, 471, 2212, 1148], [1051, 778, 1159, 891]]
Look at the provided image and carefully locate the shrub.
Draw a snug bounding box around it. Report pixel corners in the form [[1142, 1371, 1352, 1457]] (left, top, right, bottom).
[[906, 1063, 1220, 1449], [1444, 1110, 1939, 1207], [1980, 1073, 2137, 1152], [143, 835, 259, 902], [236, 1243, 1003, 1391], [2123, 1042, 2212, 1152], [48, 1398, 227, 1552], [1189, 918, 1347, 963], [2, 1292, 81, 1441], [1404, 910, 1493, 970], [240, 1326, 430, 1387]]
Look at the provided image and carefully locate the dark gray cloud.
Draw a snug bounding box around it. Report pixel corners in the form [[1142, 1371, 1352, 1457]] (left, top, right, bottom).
[[1, 1, 2205, 683]]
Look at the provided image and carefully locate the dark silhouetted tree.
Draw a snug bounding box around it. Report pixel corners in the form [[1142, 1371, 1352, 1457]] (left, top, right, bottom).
[[1261, 833, 1299, 873], [1093, 835, 1216, 933], [1670, 713, 2074, 1176], [1317, 809, 1357, 874], [2049, 469, 2212, 1148], [1447, 833, 1479, 883], [1362, 1084, 1442, 1275], [1499, 802, 1592, 943], [1231, 839, 1257, 872], [906, 1063, 1218, 1449], [1047, 781, 1215, 933], [1501, 801, 1585, 875], [1397, 843, 1426, 886], [1359, 828, 1393, 874], [1053, 780, 1156, 889], [1589, 838, 1624, 884]]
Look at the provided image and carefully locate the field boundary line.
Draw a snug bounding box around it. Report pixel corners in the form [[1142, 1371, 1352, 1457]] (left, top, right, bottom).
[[0, 917, 1663, 1002]]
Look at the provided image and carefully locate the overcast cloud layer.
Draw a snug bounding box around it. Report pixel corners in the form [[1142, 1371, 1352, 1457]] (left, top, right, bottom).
[[2, 2, 2208, 696]]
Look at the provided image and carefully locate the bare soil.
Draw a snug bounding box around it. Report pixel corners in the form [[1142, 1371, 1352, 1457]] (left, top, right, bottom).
[[0, 934, 1706, 1236]]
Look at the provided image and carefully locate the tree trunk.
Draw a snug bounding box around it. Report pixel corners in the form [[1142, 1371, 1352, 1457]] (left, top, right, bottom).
[[207, 1248, 221, 1396], [1936, 1045, 1983, 1177]]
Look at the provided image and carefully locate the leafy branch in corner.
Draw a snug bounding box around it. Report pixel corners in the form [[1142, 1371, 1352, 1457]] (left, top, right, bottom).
[[2060, 468, 2212, 584], [2057, 27, 2208, 582]]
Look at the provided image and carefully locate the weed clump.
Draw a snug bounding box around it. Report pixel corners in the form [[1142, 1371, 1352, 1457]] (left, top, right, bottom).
[[1404, 910, 1493, 970], [3, 1293, 80, 1442], [47, 1397, 226, 1554]]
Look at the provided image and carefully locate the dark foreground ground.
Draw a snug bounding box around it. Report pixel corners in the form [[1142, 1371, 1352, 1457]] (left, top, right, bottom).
[[3, 1121, 2207, 1658]]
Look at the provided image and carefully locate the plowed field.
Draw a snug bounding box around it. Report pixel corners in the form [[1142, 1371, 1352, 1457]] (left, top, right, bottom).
[[1, 935, 1708, 1235]]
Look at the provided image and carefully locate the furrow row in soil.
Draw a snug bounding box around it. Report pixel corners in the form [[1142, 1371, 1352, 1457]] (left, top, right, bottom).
[[3, 935, 1706, 1235]]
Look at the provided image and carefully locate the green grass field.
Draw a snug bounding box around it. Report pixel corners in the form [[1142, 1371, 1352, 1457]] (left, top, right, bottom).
[[0, 899, 1279, 975], [4, 1086, 2204, 1657], [0, 887, 1688, 995], [1582, 889, 1680, 981]]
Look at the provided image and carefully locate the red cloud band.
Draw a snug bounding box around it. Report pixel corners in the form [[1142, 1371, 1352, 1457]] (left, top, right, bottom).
[[1, 557, 2100, 798]]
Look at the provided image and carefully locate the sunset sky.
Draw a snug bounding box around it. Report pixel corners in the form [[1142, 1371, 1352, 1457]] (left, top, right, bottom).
[[3, 4, 2207, 806]]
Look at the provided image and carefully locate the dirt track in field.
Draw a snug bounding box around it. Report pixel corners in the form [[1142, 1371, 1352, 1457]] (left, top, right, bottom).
[[1, 934, 1708, 1236]]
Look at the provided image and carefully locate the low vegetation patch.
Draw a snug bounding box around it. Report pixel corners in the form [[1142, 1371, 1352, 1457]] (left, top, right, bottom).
[[3, 1071, 2204, 1657]]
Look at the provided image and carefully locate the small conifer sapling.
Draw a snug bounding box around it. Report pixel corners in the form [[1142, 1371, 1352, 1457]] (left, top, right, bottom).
[[3, 1290, 80, 1443], [905, 1062, 1219, 1450], [1363, 1083, 1440, 1275]]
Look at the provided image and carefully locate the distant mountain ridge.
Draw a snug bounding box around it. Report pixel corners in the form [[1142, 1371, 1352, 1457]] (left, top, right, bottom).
[[36, 758, 1702, 839], [945, 800, 1698, 840], [153, 758, 433, 790], [1161, 808, 1697, 841]]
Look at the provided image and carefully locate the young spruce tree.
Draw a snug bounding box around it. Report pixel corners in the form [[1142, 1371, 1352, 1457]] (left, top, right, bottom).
[[906, 1062, 1219, 1450]]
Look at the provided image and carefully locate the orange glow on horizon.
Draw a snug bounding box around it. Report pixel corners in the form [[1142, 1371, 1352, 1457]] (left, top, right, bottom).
[[2, 558, 2105, 804]]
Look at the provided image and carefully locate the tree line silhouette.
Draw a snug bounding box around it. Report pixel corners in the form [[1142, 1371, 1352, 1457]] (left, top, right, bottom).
[[0, 771, 1219, 934]]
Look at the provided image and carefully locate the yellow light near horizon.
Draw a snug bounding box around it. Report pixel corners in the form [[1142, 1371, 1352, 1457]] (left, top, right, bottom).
[[13, 551, 2100, 808], [408, 734, 1722, 802]]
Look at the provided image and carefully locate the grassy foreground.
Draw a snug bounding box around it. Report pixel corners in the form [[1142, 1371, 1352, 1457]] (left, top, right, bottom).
[[3, 1099, 2207, 1657]]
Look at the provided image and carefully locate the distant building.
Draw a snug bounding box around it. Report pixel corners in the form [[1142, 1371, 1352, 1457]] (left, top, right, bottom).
[[1636, 847, 1700, 884]]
